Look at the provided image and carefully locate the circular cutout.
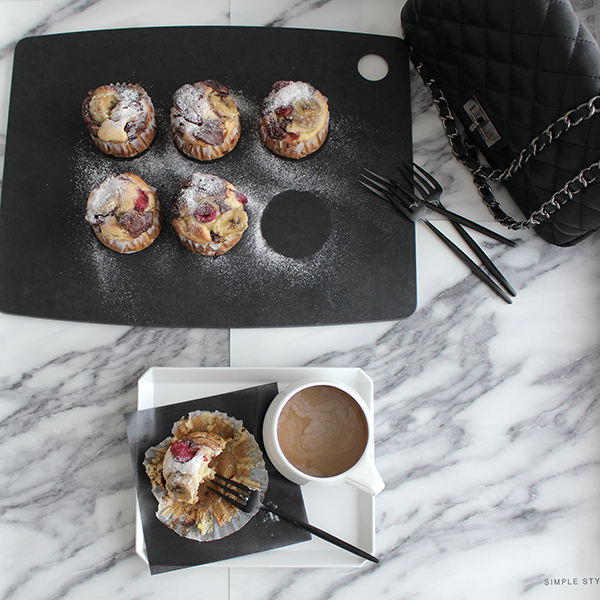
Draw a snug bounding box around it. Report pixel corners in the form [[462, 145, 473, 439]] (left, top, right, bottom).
[[357, 54, 389, 81], [261, 190, 332, 259]]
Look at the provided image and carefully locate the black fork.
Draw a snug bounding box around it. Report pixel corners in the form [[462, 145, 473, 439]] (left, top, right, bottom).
[[362, 164, 516, 247], [398, 162, 443, 204], [209, 474, 379, 563], [399, 163, 516, 297], [360, 166, 515, 303]]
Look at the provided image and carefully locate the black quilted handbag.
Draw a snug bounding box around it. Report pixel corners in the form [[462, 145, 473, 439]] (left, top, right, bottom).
[[401, 0, 600, 246]]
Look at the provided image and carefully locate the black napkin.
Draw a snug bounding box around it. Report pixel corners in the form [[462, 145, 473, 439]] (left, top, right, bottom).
[[124, 382, 311, 575]]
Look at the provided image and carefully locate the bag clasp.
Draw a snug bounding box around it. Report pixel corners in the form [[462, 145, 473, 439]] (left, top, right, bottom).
[[463, 96, 501, 147]]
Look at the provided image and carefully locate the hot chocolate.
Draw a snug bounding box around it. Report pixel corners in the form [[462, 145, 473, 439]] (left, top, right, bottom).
[[276, 384, 368, 478]]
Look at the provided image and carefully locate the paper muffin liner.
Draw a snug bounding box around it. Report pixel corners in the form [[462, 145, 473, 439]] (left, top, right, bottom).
[[91, 111, 157, 158], [94, 202, 163, 254], [144, 410, 268, 542], [175, 231, 243, 257]]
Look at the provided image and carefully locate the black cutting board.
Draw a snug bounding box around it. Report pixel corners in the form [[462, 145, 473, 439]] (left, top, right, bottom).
[[0, 26, 415, 328]]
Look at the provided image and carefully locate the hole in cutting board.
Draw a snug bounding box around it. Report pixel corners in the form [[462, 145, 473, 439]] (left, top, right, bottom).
[[357, 54, 389, 81], [261, 190, 332, 259]]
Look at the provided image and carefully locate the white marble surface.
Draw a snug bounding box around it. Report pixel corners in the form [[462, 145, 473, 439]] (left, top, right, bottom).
[[1, 1, 600, 599]]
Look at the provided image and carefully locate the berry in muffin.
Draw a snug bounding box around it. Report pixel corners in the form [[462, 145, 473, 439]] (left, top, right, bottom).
[[162, 434, 227, 505]]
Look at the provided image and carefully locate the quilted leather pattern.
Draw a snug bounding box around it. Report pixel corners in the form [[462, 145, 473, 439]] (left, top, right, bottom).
[[402, 0, 600, 245]]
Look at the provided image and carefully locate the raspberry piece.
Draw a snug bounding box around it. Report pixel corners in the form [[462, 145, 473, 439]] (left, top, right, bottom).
[[134, 190, 149, 211], [170, 440, 199, 463], [235, 191, 248, 205], [194, 203, 217, 223], [275, 105, 293, 117]]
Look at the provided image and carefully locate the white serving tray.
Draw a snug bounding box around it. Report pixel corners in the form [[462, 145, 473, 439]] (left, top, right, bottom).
[[135, 366, 377, 569]]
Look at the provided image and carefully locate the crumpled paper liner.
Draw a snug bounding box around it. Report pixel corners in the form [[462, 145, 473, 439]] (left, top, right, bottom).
[[143, 410, 268, 542]]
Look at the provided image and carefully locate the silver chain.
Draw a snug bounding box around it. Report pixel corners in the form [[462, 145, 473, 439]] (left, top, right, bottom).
[[491, 95, 600, 182], [412, 53, 600, 230]]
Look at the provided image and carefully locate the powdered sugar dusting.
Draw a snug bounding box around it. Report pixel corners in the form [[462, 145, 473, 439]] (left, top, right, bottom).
[[172, 83, 210, 122], [71, 84, 387, 325], [263, 81, 315, 113], [178, 173, 226, 211], [101, 83, 146, 127], [114, 83, 139, 106], [85, 174, 122, 221], [111, 101, 143, 124]]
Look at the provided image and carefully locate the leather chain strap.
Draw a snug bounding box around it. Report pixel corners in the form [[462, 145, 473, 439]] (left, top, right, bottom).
[[411, 50, 600, 230], [492, 95, 600, 182]]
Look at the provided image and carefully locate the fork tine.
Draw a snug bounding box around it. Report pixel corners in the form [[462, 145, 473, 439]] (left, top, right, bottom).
[[411, 167, 436, 196], [208, 485, 246, 510], [398, 163, 435, 199], [363, 167, 397, 188], [214, 474, 251, 493], [359, 177, 390, 198], [363, 168, 420, 203], [359, 179, 413, 219], [361, 172, 421, 206], [359, 177, 397, 202], [210, 474, 264, 514], [409, 162, 443, 194], [211, 479, 248, 501], [397, 162, 415, 183], [398, 165, 434, 201], [392, 177, 423, 204]]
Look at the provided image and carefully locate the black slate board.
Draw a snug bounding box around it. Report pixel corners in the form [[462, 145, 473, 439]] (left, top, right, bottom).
[[0, 26, 415, 328], [124, 382, 311, 575]]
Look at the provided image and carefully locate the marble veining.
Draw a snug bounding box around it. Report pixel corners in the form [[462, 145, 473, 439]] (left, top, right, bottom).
[[0, 322, 229, 599], [0, 1, 599, 600], [230, 232, 600, 598]]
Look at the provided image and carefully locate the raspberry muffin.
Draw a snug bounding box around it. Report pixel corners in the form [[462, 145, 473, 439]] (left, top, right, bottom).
[[82, 83, 157, 157], [171, 80, 241, 161], [162, 434, 227, 505], [259, 80, 329, 159], [85, 172, 162, 253], [171, 173, 248, 256], [144, 410, 268, 540]]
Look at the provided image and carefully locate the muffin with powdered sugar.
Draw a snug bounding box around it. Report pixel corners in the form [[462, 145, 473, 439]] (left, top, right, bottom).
[[171, 173, 248, 256], [85, 172, 162, 253], [82, 83, 157, 157], [171, 80, 241, 161], [259, 80, 329, 159]]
